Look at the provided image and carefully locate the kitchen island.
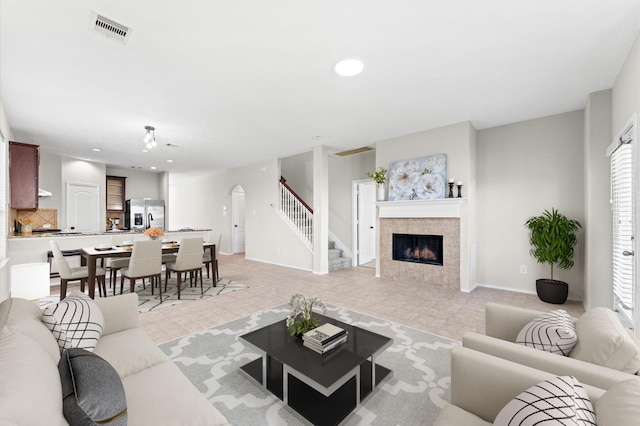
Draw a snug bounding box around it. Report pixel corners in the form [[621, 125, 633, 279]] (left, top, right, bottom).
[[8, 229, 212, 278]]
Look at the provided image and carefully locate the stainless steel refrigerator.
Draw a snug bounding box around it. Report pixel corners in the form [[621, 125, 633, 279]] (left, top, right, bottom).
[[125, 199, 165, 231]]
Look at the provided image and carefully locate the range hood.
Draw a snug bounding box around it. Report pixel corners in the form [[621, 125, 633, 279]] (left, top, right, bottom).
[[38, 188, 52, 197]]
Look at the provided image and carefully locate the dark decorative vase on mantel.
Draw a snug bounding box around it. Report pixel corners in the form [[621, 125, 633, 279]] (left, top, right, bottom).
[[535, 279, 568, 304]]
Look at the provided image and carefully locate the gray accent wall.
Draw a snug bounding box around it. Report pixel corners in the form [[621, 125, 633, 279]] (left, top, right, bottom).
[[583, 90, 613, 310], [477, 111, 585, 300]]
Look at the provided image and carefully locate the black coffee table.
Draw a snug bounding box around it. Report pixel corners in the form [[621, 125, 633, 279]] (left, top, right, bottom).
[[239, 313, 393, 426]]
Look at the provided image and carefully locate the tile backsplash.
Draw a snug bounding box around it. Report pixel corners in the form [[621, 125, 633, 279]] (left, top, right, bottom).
[[16, 209, 58, 229]]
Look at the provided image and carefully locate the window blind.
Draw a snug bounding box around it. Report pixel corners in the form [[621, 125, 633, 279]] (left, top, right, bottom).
[[608, 115, 636, 327]]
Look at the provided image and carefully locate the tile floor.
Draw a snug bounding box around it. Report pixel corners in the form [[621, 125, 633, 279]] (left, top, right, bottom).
[[49, 254, 586, 344], [133, 254, 586, 344]]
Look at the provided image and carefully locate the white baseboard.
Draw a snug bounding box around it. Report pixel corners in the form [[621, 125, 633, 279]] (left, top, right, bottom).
[[243, 256, 312, 272]]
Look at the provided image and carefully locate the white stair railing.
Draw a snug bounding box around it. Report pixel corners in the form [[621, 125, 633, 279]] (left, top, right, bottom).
[[279, 178, 313, 249]]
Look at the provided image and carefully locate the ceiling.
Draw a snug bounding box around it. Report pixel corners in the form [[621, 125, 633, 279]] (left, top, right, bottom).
[[1, 1, 639, 174]]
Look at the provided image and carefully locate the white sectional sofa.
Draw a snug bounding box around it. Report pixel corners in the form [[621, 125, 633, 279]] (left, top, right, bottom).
[[462, 302, 640, 390], [434, 346, 640, 425], [0, 293, 229, 425]]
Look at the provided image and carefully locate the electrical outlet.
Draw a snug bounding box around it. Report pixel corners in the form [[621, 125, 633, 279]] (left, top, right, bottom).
[[520, 265, 528, 275]]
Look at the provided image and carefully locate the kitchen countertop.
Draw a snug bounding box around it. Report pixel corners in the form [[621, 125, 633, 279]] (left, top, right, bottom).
[[9, 229, 211, 239]]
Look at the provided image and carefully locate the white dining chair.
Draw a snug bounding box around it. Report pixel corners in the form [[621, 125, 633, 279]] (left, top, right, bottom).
[[119, 240, 162, 298], [50, 240, 107, 300], [203, 232, 221, 282], [166, 237, 204, 299], [106, 235, 132, 295]]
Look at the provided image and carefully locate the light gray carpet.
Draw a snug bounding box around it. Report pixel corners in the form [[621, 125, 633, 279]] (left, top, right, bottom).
[[159, 304, 458, 425], [41, 275, 248, 313]]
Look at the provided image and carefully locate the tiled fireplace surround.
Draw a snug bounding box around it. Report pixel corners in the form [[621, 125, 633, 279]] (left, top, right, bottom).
[[377, 199, 467, 289]]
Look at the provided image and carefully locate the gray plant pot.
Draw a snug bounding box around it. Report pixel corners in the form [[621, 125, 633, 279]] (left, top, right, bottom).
[[536, 279, 568, 304]]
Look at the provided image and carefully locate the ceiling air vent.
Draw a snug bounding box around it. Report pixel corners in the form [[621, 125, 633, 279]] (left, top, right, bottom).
[[91, 12, 131, 43], [332, 146, 375, 157]]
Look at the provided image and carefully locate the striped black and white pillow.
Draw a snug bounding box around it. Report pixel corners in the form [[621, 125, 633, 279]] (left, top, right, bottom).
[[516, 309, 577, 356], [494, 376, 596, 426], [42, 292, 104, 352]]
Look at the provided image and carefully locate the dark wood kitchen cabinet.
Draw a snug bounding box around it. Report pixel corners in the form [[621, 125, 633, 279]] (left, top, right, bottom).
[[106, 175, 126, 212], [9, 142, 39, 209]]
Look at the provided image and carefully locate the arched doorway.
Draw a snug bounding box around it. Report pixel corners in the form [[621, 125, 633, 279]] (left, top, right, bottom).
[[231, 185, 246, 253]]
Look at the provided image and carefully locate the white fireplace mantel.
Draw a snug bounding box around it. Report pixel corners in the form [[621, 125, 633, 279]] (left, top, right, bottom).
[[377, 198, 467, 219], [376, 197, 472, 293]]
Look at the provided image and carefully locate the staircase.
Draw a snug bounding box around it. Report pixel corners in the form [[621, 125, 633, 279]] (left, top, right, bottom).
[[329, 241, 351, 272], [279, 177, 352, 272], [279, 177, 313, 249]]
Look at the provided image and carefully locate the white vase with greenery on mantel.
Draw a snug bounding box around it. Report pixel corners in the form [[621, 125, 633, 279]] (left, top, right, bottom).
[[377, 183, 385, 201], [367, 166, 388, 201]]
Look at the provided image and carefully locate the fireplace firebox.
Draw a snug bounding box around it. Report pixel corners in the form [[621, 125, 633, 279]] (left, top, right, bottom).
[[392, 233, 443, 266]]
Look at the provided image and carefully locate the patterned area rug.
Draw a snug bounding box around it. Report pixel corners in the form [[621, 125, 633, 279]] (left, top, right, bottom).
[[41, 275, 248, 313], [159, 304, 458, 425]]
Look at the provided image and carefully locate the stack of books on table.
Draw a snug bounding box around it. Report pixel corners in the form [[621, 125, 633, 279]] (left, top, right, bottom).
[[303, 323, 348, 354]]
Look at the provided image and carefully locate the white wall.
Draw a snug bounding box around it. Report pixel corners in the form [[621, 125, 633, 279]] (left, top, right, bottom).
[[38, 152, 62, 210], [105, 167, 163, 200], [583, 90, 613, 310], [376, 123, 475, 197], [168, 159, 313, 271], [476, 110, 585, 300], [0, 99, 14, 301], [280, 152, 313, 203], [612, 33, 640, 133], [329, 150, 375, 252], [168, 169, 220, 232]]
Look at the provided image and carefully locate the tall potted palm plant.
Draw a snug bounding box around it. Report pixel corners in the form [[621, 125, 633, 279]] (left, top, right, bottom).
[[524, 208, 582, 304]]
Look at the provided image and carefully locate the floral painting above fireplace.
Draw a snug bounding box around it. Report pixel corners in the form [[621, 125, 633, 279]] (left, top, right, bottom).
[[388, 154, 447, 201]]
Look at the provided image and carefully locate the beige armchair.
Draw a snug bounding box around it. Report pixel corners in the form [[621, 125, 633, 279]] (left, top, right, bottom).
[[50, 240, 106, 300], [435, 346, 630, 425], [165, 237, 205, 299], [462, 302, 640, 390]]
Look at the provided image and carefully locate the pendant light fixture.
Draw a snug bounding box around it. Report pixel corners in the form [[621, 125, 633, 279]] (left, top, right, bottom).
[[144, 125, 157, 149]]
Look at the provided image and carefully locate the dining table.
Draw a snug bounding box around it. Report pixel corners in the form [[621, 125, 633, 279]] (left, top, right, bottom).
[[80, 240, 217, 299]]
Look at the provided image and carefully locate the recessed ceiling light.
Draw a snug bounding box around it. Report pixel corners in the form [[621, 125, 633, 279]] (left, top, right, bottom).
[[141, 149, 149, 153], [150, 166, 156, 170], [166, 159, 173, 163], [92, 148, 101, 152], [334, 58, 364, 77]]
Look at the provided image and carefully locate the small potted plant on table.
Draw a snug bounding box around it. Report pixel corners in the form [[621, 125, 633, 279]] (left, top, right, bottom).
[[525, 207, 582, 304], [286, 294, 327, 336]]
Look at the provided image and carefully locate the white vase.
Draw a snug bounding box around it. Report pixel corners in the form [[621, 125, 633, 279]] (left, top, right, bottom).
[[377, 183, 385, 201]]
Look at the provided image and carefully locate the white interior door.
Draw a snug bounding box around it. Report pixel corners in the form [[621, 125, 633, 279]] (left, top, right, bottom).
[[358, 182, 377, 265], [66, 182, 99, 232], [232, 186, 245, 253]]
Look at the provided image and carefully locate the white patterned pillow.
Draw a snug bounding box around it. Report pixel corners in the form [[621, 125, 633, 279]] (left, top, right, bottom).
[[516, 309, 577, 356], [41, 292, 104, 352], [494, 376, 596, 426]]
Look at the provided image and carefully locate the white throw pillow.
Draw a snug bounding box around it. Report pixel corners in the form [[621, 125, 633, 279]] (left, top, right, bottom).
[[41, 292, 104, 352], [571, 307, 640, 374], [516, 309, 577, 356], [494, 376, 595, 426]]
